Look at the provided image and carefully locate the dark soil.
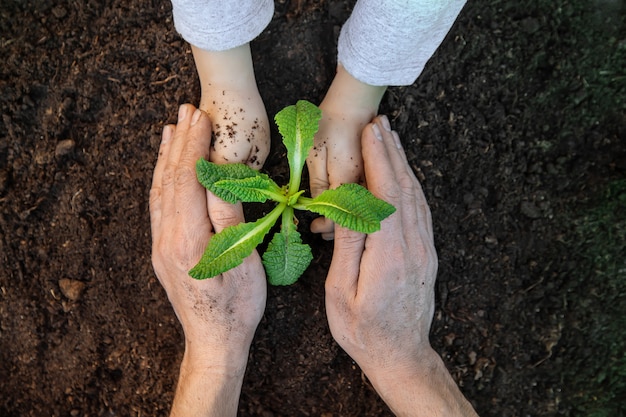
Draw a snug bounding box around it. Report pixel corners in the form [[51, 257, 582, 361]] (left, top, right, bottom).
[[1, 0, 625, 416]]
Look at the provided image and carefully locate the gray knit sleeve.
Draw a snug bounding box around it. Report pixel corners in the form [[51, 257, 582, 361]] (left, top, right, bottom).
[[338, 0, 466, 86], [171, 0, 274, 51]]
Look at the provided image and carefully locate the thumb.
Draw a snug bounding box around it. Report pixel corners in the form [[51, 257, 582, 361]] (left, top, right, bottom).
[[206, 190, 245, 233], [307, 143, 335, 238], [306, 146, 330, 199], [326, 225, 366, 297]]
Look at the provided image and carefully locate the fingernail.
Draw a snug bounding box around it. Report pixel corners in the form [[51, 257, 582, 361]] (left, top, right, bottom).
[[381, 115, 391, 132], [372, 123, 383, 141], [191, 109, 202, 126], [392, 131, 402, 149], [178, 105, 188, 122], [162, 125, 172, 143]]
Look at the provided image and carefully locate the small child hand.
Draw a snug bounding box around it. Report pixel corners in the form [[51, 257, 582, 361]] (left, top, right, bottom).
[[201, 88, 270, 169], [306, 65, 386, 239], [306, 104, 371, 240], [192, 44, 270, 169]]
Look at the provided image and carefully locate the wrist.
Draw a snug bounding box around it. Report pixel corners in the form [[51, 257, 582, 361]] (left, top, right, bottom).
[[364, 348, 478, 417], [191, 43, 257, 91], [171, 350, 248, 417], [182, 336, 251, 376], [321, 64, 387, 119]]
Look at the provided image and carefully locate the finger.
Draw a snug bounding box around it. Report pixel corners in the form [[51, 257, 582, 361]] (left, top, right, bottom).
[[376, 122, 424, 244], [391, 131, 409, 164], [326, 225, 365, 300], [361, 120, 401, 206], [311, 217, 335, 240], [375, 116, 413, 187], [381, 123, 436, 263], [161, 104, 198, 217], [307, 132, 333, 237], [383, 125, 434, 245], [206, 190, 245, 233], [409, 164, 434, 243], [326, 137, 364, 188], [359, 118, 410, 261], [376, 118, 434, 250], [306, 138, 329, 198], [169, 104, 197, 165], [150, 124, 175, 238], [173, 108, 213, 224], [318, 132, 366, 240]]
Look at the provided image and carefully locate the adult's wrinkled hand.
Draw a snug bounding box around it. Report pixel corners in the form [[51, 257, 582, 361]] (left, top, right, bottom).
[[325, 116, 477, 416], [325, 114, 437, 375], [149, 103, 266, 368]]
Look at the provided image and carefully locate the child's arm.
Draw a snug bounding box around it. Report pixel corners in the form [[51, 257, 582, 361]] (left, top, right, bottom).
[[307, 0, 467, 238], [170, 0, 274, 168]]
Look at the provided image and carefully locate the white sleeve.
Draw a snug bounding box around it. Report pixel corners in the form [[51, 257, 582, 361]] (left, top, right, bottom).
[[171, 0, 274, 51], [338, 0, 466, 86]]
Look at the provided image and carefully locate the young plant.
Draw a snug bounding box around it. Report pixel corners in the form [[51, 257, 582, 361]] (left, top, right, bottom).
[[190, 100, 395, 285]]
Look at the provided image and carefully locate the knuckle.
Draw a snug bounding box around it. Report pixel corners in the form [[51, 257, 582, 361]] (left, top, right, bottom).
[[398, 175, 417, 198], [309, 180, 330, 197], [335, 228, 364, 249], [149, 186, 161, 208], [376, 179, 402, 202], [210, 204, 241, 228], [325, 284, 354, 315], [161, 163, 177, 187], [174, 164, 197, 187], [411, 239, 438, 273]]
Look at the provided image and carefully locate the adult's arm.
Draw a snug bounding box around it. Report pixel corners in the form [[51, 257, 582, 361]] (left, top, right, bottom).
[[149, 104, 267, 416], [325, 115, 478, 416]]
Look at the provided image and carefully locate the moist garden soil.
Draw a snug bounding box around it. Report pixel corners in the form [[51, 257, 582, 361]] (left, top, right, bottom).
[[1, 0, 625, 416]]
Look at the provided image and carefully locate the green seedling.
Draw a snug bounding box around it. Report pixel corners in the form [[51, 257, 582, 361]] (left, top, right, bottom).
[[190, 100, 395, 285]]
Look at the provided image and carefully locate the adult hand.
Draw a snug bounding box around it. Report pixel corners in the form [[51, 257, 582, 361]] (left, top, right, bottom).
[[325, 116, 477, 416], [149, 104, 266, 416]]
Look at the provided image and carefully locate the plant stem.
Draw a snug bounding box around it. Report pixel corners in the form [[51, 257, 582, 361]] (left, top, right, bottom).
[[287, 132, 305, 197], [291, 196, 314, 211], [261, 188, 288, 204], [282, 205, 295, 231], [260, 202, 288, 234]]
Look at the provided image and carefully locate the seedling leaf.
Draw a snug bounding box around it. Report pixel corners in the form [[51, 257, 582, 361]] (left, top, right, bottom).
[[263, 218, 313, 286], [191, 101, 396, 286], [189, 205, 284, 279], [300, 183, 396, 233], [275, 100, 322, 193], [214, 176, 284, 203], [196, 159, 278, 204]]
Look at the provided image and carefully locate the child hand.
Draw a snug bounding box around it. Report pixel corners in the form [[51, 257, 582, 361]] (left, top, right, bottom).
[[192, 44, 270, 169], [306, 65, 386, 239], [306, 103, 371, 240]]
